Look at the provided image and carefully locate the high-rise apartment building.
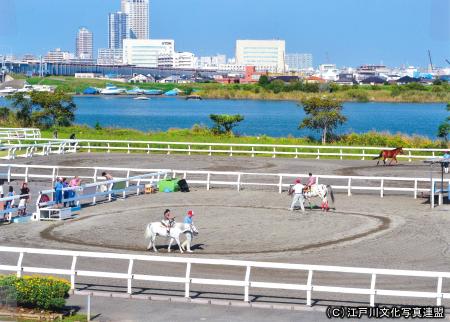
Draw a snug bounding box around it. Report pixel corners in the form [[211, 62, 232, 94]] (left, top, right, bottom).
[[76, 27, 93, 60], [285, 53, 313, 71], [121, 0, 149, 39], [109, 12, 128, 49], [236, 40, 285, 73]]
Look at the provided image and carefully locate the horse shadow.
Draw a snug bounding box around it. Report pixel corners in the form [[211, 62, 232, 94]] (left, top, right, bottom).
[[155, 243, 205, 252]]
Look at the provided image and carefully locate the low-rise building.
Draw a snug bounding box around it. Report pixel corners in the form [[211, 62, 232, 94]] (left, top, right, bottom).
[[97, 48, 124, 65], [44, 48, 75, 63], [123, 39, 175, 68]]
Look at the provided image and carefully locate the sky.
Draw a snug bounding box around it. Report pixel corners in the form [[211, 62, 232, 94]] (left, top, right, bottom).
[[0, 0, 449, 67]]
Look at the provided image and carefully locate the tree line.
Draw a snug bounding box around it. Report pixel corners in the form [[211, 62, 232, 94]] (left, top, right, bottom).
[[0, 91, 76, 128]]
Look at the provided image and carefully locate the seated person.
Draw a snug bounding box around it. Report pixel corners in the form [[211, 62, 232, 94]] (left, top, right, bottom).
[[161, 209, 175, 235]]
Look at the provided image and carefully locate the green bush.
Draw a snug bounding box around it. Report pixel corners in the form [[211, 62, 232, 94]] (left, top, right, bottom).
[[0, 275, 70, 311]]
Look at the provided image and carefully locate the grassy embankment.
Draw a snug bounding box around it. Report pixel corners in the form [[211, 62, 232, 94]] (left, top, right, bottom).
[[18, 75, 450, 103], [32, 125, 448, 159]]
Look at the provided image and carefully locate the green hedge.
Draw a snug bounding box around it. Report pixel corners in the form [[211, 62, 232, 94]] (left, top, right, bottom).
[[0, 275, 70, 311]]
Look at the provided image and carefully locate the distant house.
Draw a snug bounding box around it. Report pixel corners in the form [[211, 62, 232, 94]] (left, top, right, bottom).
[[360, 76, 386, 85], [305, 76, 326, 84], [128, 74, 155, 83], [270, 76, 300, 83], [335, 73, 356, 85]]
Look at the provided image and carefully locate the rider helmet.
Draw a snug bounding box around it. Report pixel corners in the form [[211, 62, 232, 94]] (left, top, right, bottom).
[[187, 210, 194, 217]]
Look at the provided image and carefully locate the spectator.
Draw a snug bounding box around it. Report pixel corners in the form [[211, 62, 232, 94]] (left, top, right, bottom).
[[102, 172, 114, 181], [69, 176, 81, 206], [53, 130, 58, 139], [69, 133, 76, 147], [0, 179, 5, 198], [101, 172, 115, 199], [5, 186, 14, 209], [54, 177, 64, 207], [18, 182, 30, 215], [443, 151, 450, 174], [62, 178, 69, 207]]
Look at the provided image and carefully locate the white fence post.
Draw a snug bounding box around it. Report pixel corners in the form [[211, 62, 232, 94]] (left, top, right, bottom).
[[380, 179, 384, 198], [71, 256, 78, 290], [437, 277, 443, 306], [185, 262, 191, 298], [414, 180, 418, 199], [16, 252, 24, 278], [370, 273, 376, 307], [206, 173, 211, 191], [306, 270, 313, 306], [244, 266, 251, 302], [237, 174, 241, 192], [278, 175, 283, 194], [347, 178, 352, 196], [127, 259, 134, 294]]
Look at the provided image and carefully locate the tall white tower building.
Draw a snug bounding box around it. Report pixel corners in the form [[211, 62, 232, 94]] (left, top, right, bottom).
[[76, 27, 93, 60], [121, 0, 149, 39]]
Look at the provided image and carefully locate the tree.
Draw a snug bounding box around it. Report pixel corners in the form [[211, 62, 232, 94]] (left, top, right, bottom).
[[299, 97, 347, 144], [437, 103, 450, 142], [7, 92, 33, 126], [209, 114, 244, 135], [258, 75, 270, 87], [30, 90, 76, 128], [0, 107, 10, 122]]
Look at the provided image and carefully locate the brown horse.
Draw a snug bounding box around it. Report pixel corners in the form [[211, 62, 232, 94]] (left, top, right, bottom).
[[373, 147, 404, 166]]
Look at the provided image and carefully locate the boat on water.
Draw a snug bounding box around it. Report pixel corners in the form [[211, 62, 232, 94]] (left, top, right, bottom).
[[0, 87, 18, 96], [133, 96, 150, 100], [100, 84, 126, 95], [186, 95, 202, 100], [143, 89, 163, 96], [126, 87, 144, 95]]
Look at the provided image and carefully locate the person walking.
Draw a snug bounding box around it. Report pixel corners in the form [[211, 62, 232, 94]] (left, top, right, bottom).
[[289, 179, 305, 212], [184, 210, 194, 225], [443, 151, 450, 174]]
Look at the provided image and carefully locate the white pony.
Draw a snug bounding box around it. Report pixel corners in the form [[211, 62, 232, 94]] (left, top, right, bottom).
[[144, 222, 198, 253], [303, 184, 335, 211]]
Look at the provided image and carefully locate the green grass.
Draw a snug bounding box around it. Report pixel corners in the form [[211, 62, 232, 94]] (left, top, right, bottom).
[[19, 76, 450, 103]]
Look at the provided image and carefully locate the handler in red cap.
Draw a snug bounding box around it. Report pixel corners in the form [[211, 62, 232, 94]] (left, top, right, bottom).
[[184, 210, 194, 225], [289, 178, 305, 212]]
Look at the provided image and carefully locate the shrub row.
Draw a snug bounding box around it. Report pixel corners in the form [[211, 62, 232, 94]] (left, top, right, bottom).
[[0, 275, 70, 311]]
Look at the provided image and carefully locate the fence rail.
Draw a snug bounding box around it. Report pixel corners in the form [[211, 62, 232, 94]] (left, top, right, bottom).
[[0, 246, 448, 307], [0, 128, 41, 139], [0, 164, 437, 202], [1, 138, 447, 161]]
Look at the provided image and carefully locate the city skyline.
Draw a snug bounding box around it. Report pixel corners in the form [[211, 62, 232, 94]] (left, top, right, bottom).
[[0, 0, 449, 67]]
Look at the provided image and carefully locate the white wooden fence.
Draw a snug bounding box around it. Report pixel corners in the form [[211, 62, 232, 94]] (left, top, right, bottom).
[[0, 128, 41, 139], [0, 246, 448, 307], [1, 137, 447, 161], [0, 164, 434, 200], [0, 142, 69, 160]]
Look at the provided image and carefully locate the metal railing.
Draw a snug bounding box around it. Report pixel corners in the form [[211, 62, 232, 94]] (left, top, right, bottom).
[[36, 171, 167, 212], [0, 164, 433, 200], [0, 194, 29, 222], [1, 138, 447, 161], [0, 246, 448, 307]]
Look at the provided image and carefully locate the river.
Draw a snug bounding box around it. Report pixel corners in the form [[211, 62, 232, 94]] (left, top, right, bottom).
[[1, 96, 447, 138]]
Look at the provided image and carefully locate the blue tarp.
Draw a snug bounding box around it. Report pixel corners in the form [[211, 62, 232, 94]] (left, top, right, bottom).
[[83, 87, 98, 95], [164, 89, 179, 96]]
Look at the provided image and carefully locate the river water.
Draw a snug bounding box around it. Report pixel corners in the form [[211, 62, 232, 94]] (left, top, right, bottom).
[[1, 96, 446, 138]]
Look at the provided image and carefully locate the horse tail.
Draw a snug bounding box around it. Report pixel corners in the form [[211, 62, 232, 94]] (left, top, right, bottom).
[[373, 151, 383, 160], [327, 185, 335, 203], [144, 224, 151, 240]]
